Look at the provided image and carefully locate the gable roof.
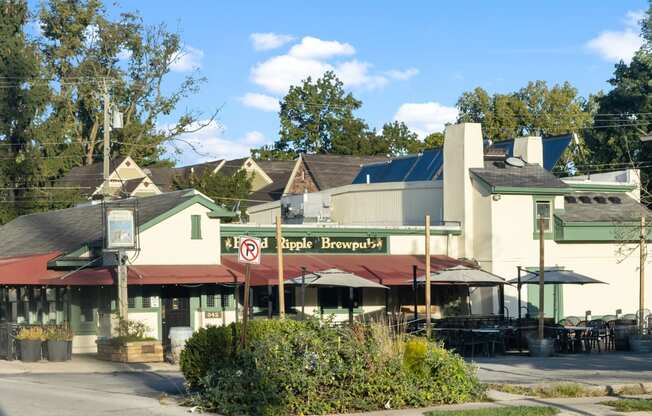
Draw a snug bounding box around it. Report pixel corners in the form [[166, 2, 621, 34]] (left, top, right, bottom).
[[0, 190, 234, 259], [352, 150, 442, 184], [302, 154, 389, 190], [557, 192, 652, 223], [249, 160, 296, 204], [56, 156, 128, 193], [486, 134, 573, 171], [470, 160, 569, 191]]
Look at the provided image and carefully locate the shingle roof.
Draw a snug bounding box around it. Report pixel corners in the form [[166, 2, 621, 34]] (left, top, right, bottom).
[[302, 154, 388, 190], [218, 158, 249, 176], [247, 160, 296, 205], [557, 193, 652, 223], [144, 166, 178, 192], [0, 190, 203, 259], [470, 160, 569, 189], [56, 157, 128, 193]]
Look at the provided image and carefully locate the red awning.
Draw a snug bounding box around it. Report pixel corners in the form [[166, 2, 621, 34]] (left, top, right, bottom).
[[222, 254, 462, 286], [0, 252, 63, 285]]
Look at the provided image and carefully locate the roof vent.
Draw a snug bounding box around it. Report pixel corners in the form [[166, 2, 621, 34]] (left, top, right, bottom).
[[578, 196, 592, 204], [505, 157, 525, 168], [608, 196, 622, 204], [594, 196, 607, 204], [564, 196, 577, 204]]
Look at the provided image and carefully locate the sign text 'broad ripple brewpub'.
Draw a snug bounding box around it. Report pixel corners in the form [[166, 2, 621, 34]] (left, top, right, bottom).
[[222, 235, 387, 254]]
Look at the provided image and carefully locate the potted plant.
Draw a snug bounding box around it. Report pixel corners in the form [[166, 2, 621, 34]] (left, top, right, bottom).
[[45, 325, 74, 362], [16, 326, 45, 362]]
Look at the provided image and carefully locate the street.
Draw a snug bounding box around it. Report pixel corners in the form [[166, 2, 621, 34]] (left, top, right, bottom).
[[0, 372, 189, 416]]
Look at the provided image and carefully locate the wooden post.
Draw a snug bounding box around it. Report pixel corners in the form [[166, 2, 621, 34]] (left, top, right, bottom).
[[640, 216, 647, 334], [412, 265, 418, 323], [538, 216, 545, 340], [300, 267, 306, 319], [348, 287, 354, 324], [425, 214, 432, 338], [517, 266, 523, 353], [276, 216, 285, 319], [117, 251, 128, 322], [241, 263, 251, 347]]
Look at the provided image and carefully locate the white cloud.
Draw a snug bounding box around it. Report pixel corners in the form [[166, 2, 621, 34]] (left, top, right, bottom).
[[385, 68, 419, 80], [393, 102, 458, 138], [170, 45, 204, 72], [587, 10, 644, 63], [251, 54, 333, 94], [164, 121, 270, 164], [250, 32, 294, 51], [288, 36, 355, 59], [335, 60, 388, 90], [240, 92, 280, 112]]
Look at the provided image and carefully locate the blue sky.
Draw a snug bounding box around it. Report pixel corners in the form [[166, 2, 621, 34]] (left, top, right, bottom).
[[123, 0, 647, 165]]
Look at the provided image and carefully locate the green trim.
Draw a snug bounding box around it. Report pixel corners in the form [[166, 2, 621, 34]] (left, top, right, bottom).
[[191, 214, 202, 240], [565, 182, 636, 192], [220, 225, 461, 237], [555, 216, 652, 242], [139, 195, 233, 234], [532, 196, 554, 240], [320, 307, 364, 315]]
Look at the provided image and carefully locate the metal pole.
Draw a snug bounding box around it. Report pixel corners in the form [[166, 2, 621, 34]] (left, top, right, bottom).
[[267, 285, 273, 319], [412, 265, 418, 323], [102, 79, 111, 196], [241, 264, 251, 347], [348, 287, 354, 324], [425, 214, 432, 338], [276, 216, 285, 319], [641, 216, 646, 334], [301, 267, 306, 319], [517, 266, 522, 353], [538, 216, 545, 340]]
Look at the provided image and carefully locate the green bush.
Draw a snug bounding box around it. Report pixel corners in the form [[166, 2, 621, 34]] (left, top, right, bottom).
[[181, 319, 483, 415]]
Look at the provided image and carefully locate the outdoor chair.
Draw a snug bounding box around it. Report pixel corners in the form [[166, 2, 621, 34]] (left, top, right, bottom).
[[584, 320, 609, 353], [622, 313, 638, 321]]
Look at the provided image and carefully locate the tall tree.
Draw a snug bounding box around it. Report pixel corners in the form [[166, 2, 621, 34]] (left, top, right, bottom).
[[38, 0, 212, 169], [584, 3, 652, 186], [0, 0, 51, 222], [252, 71, 369, 159]]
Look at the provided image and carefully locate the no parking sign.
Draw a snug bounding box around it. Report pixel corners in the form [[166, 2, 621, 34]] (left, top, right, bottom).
[[238, 236, 262, 264]]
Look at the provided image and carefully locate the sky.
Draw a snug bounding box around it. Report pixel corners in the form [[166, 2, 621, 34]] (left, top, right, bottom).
[[116, 0, 649, 165]]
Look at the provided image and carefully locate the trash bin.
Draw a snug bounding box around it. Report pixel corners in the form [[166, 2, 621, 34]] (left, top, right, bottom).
[[168, 326, 193, 364], [613, 319, 637, 350]]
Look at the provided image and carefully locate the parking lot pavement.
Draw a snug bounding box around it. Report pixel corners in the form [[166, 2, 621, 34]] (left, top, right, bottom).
[[471, 351, 652, 386], [0, 372, 189, 416]]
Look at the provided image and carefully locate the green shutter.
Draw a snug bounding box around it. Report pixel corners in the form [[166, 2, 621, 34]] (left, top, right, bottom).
[[191, 215, 202, 239]]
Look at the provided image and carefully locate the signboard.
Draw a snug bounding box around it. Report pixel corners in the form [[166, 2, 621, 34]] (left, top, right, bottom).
[[205, 311, 222, 319], [106, 208, 136, 249], [238, 236, 262, 264], [222, 235, 387, 254]]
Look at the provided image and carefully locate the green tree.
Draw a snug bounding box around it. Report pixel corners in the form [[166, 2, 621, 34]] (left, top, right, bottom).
[[584, 3, 652, 184], [173, 170, 252, 217], [423, 132, 445, 149], [253, 71, 369, 159], [38, 0, 211, 168]]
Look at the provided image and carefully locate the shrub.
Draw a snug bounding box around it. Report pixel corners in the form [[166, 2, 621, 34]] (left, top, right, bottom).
[[110, 319, 155, 345], [16, 326, 45, 341], [182, 319, 483, 415], [45, 325, 74, 341]]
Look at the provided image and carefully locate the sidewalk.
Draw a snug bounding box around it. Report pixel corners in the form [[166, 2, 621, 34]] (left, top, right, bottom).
[[0, 353, 180, 375]]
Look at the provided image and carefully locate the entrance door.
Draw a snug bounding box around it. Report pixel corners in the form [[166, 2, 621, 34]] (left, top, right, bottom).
[[527, 284, 563, 322], [161, 287, 190, 348]]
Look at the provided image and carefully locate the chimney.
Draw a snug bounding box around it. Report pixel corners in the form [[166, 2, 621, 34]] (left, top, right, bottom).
[[443, 123, 484, 258], [513, 136, 543, 166]]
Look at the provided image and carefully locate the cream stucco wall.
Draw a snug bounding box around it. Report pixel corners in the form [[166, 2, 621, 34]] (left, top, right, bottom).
[[129, 203, 221, 265], [247, 202, 281, 225], [388, 235, 459, 257]]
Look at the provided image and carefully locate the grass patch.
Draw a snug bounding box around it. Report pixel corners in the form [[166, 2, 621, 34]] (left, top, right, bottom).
[[489, 383, 604, 398], [601, 399, 652, 412], [425, 406, 559, 416]]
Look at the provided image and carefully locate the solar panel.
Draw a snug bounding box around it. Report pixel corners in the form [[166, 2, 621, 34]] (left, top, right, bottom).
[[542, 135, 572, 171], [405, 150, 442, 181], [381, 156, 418, 182]]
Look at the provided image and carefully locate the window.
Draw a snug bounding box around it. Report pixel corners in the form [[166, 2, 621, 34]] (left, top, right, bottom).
[[535, 200, 552, 232], [608, 196, 622, 204], [564, 196, 577, 204], [191, 215, 202, 239], [578, 196, 592, 204], [594, 196, 607, 204], [127, 296, 136, 309]]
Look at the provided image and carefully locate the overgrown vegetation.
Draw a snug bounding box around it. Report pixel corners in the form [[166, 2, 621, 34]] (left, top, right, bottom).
[[489, 383, 605, 398], [110, 319, 155, 345], [601, 399, 652, 412], [425, 406, 559, 416], [180, 319, 484, 416]]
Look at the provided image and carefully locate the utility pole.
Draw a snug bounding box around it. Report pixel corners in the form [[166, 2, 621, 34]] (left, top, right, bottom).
[[538, 216, 545, 340], [102, 79, 111, 196], [117, 252, 128, 322], [276, 215, 285, 319], [640, 216, 647, 335], [241, 263, 251, 347], [425, 214, 432, 338]]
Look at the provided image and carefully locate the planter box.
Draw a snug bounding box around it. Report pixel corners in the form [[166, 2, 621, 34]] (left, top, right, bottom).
[[527, 337, 554, 357], [19, 340, 42, 362], [96, 340, 164, 363], [629, 335, 652, 353], [47, 340, 72, 362]]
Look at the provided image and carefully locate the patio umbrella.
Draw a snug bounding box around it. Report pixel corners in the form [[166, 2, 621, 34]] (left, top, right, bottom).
[[285, 268, 388, 323], [508, 269, 607, 285], [416, 265, 506, 286]]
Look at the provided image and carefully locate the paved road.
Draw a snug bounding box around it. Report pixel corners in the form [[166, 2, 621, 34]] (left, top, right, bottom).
[[0, 372, 190, 416], [472, 352, 652, 386]]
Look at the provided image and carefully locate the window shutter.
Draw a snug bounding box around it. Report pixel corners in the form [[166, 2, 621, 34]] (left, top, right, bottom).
[[191, 215, 202, 239]]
